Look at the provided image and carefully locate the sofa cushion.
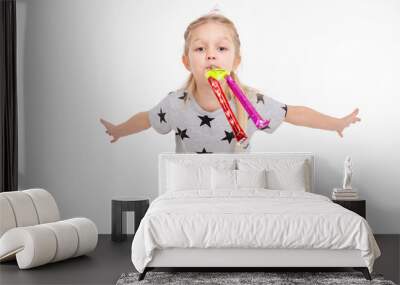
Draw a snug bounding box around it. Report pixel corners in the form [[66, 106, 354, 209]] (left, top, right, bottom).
[[0, 196, 16, 237], [0, 218, 97, 269]]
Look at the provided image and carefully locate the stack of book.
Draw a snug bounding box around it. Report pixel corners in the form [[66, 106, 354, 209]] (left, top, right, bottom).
[[332, 188, 359, 200]]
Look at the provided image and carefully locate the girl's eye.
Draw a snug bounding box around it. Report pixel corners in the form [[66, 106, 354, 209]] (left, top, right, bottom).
[[218, 47, 227, 52], [195, 47, 204, 52]]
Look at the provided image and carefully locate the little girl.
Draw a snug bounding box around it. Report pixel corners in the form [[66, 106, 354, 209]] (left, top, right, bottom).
[[100, 13, 360, 153]]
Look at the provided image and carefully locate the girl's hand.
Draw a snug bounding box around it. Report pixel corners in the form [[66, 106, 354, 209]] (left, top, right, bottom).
[[100, 118, 121, 143], [337, 108, 361, 137]]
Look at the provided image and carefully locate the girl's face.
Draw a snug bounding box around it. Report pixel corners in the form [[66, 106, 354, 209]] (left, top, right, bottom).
[[182, 22, 241, 87]]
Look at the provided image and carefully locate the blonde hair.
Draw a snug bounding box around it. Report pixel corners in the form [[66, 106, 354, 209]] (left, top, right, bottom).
[[182, 14, 255, 132]]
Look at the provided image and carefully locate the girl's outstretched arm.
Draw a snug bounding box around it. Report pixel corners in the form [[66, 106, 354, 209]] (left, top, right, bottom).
[[284, 106, 361, 137], [100, 111, 151, 143]]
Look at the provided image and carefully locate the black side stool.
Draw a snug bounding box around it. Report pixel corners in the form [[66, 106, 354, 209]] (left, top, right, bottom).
[[111, 197, 149, 242]]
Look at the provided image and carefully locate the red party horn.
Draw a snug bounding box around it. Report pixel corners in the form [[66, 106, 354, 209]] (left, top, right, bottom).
[[207, 77, 248, 144]]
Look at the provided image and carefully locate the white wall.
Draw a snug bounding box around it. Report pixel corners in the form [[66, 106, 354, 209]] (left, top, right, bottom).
[[17, 0, 400, 233]]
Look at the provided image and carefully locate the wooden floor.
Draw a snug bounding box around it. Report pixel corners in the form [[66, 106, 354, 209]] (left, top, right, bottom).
[[0, 234, 398, 285]]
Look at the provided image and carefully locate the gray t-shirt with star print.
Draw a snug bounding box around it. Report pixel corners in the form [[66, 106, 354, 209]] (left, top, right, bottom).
[[148, 88, 287, 153]]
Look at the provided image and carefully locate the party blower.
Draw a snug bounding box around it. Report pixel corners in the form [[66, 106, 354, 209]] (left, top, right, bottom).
[[206, 68, 270, 130], [205, 73, 248, 144]]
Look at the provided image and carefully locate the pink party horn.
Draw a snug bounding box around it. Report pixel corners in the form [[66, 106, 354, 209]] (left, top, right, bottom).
[[225, 75, 270, 129], [206, 69, 270, 129]]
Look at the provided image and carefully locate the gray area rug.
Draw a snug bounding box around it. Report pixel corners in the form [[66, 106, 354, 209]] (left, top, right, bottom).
[[116, 271, 397, 285]]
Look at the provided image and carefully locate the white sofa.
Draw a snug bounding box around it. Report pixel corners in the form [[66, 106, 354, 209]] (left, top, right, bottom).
[[0, 188, 98, 269]]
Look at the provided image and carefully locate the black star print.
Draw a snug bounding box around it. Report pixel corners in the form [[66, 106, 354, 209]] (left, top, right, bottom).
[[158, 108, 166, 123], [243, 143, 250, 150], [221, 131, 235, 144], [197, 148, 212, 154], [175, 128, 190, 140], [282, 105, 288, 117], [198, 115, 215, 128], [256, 93, 265, 104], [178, 91, 189, 101]]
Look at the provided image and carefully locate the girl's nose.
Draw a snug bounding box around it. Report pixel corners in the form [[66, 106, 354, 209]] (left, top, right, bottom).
[[207, 55, 216, 60]]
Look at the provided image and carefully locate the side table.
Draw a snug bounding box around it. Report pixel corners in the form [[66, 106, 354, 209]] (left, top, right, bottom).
[[111, 197, 149, 242], [332, 199, 366, 219]]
